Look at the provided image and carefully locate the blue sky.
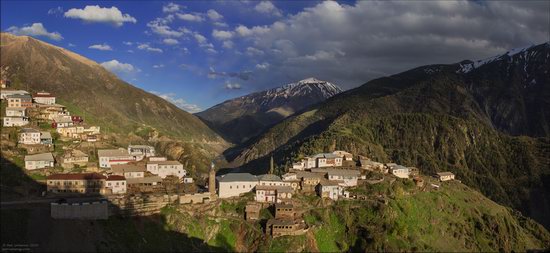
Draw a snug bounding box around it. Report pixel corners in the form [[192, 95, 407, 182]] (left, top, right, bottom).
[[2, 1, 548, 112]]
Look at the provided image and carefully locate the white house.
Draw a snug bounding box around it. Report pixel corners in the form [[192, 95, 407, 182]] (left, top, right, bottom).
[[111, 164, 146, 178], [97, 148, 135, 168], [33, 92, 56, 105], [316, 181, 343, 200], [326, 169, 360, 187], [5, 107, 26, 117], [389, 164, 410, 179], [25, 152, 55, 170], [216, 173, 258, 198], [257, 174, 290, 187], [52, 115, 74, 128], [128, 145, 156, 157], [146, 160, 186, 179], [282, 172, 297, 181], [436, 172, 455, 182], [105, 175, 127, 194], [332, 151, 353, 161], [19, 128, 41, 145], [313, 153, 343, 167], [3, 116, 29, 127]]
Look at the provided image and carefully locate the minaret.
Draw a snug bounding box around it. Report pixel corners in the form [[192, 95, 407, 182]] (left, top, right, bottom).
[[269, 155, 274, 174], [209, 161, 216, 197]]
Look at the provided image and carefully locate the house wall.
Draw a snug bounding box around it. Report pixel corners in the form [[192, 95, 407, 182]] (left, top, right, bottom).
[[256, 189, 277, 203], [106, 180, 127, 194], [20, 132, 41, 144], [34, 97, 56, 105], [3, 117, 29, 127], [99, 156, 134, 168], [6, 109, 25, 117], [25, 160, 54, 170], [328, 174, 358, 187], [218, 181, 257, 198]]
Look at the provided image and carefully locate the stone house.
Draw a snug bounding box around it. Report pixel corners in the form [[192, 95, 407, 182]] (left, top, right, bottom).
[[255, 185, 293, 203], [275, 203, 295, 219], [266, 219, 307, 238], [128, 145, 156, 157], [111, 164, 146, 178], [332, 151, 353, 161], [46, 173, 106, 194], [388, 164, 410, 179], [245, 202, 261, 221], [25, 152, 55, 170], [60, 149, 89, 169], [313, 153, 343, 167]]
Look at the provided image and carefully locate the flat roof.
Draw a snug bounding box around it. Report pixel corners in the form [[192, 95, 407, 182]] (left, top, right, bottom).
[[127, 176, 162, 184], [98, 148, 130, 157], [112, 164, 146, 173], [436, 172, 455, 176], [25, 152, 54, 162], [148, 160, 182, 166], [258, 174, 282, 182], [275, 203, 293, 209], [255, 185, 293, 192], [310, 168, 360, 176], [20, 128, 39, 133], [47, 173, 105, 180], [40, 132, 52, 139]]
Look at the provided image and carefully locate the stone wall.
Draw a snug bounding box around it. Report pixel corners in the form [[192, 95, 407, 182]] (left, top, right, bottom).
[[50, 201, 108, 220]]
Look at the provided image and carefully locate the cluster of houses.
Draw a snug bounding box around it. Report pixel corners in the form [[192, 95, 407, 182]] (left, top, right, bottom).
[[42, 145, 191, 196], [1, 89, 101, 142]]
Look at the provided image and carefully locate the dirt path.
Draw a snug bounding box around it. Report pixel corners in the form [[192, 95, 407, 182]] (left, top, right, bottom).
[[306, 230, 319, 252]]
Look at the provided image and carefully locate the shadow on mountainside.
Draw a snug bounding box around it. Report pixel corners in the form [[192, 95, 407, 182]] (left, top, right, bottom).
[[0, 156, 226, 252], [224, 116, 336, 175]]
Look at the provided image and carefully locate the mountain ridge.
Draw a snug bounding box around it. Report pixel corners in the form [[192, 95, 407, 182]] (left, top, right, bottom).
[[196, 77, 342, 144]]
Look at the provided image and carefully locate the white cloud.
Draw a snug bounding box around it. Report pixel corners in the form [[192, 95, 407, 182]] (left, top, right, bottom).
[[224, 82, 242, 90], [68, 43, 76, 47], [163, 38, 179, 45], [6, 23, 63, 41], [137, 43, 163, 53], [127, 49, 134, 53], [147, 16, 183, 37], [213, 22, 229, 27], [123, 41, 133, 46], [89, 43, 113, 51], [222, 41, 234, 49], [207, 9, 223, 21], [64, 5, 137, 27], [246, 47, 264, 56], [230, 1, 550, 90], [48, 6, 63, 15], [176, 13, 204, 22], [194, 33, 207, 44], [206, 48, 218, 54], [254, 1, 282, 16], [100, 59, 136, 73], [150, 91, 202, 113], [234, 24, 269, 37], [153, 64, 164, 68], [163, 2, 183, 13], [212, 29, 233, 40], [256, 62, 270, 69]]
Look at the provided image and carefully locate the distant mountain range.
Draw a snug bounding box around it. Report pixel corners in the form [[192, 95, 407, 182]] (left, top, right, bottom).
[[231, 42, 550, 229], [196, 77, 342, 143]]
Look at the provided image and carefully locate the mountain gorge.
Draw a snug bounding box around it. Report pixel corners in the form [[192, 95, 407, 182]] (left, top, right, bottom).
[[196, 77, 342, 144], [231, 42, 550, 229]]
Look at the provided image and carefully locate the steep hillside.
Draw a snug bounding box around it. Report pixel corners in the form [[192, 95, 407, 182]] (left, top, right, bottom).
[[0, 33, 221, 142], [232, 42, 550, 228], [0, 32, 226, 172], [196, 77, 342, 143]]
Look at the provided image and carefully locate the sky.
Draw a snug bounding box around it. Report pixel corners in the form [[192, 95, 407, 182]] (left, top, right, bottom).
[[1, 1, 549, 113]]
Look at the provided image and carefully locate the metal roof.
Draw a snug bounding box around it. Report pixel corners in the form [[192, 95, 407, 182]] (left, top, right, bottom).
[[258, 174, 282, 182], [217, 173, 258, 182]]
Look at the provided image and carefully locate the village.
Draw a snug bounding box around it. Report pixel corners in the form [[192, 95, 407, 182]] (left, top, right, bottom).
[[1, 84, 458, 239]]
